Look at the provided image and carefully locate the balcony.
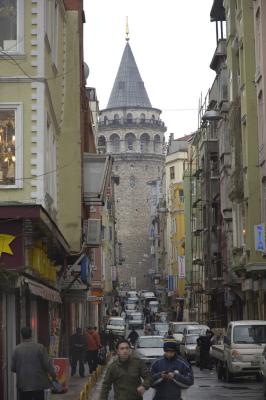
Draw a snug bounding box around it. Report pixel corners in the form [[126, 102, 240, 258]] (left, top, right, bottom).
[[99, 117, 166, 131]]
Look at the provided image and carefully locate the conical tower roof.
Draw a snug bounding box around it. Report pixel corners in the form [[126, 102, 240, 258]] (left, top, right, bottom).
[[107, 42, 152, 109]]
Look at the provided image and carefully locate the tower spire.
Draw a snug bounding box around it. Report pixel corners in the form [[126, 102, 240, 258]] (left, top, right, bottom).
[[126, 16, 129, 42]]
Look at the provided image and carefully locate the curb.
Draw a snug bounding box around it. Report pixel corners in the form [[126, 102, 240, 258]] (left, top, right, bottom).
[[79, 352, 111, 400]]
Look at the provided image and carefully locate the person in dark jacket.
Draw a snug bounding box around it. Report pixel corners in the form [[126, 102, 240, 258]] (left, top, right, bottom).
[[11, 326, 57, 400], [99, 339, 151, 400], [197, 330, 213, 370], [151, 340, 194, 400], [69, 327, 87, 377], [127, 327, 139, 347]]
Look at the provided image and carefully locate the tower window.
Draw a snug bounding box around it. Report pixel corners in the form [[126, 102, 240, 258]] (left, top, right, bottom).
[[170, 166, 175, 180]]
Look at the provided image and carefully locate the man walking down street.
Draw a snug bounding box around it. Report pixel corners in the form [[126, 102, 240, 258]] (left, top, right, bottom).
[[86, 326, 101, 373], [197, 330, 213, 370], [99, 339, 151, 400], [69, 327, 87, 378], [11, 326, 57, 400], [151, 340, 194, 400]]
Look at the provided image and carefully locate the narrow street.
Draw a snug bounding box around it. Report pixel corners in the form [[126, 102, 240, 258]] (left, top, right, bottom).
[[91, 365, 265, 400]]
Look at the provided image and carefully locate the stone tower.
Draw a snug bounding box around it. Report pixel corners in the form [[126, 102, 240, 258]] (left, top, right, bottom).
[[97, 39, 166, 290]]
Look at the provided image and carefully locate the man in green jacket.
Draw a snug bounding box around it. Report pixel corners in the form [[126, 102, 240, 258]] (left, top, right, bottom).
[[100, 339, 151, 400]]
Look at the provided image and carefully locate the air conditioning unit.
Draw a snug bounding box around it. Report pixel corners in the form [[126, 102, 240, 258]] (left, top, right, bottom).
[[86, 219, 101, 246]]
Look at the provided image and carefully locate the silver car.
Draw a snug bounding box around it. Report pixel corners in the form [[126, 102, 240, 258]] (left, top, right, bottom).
[[128, 312, 144, 329], [180, 334, 199, 361], [135, 335, 164, 366]]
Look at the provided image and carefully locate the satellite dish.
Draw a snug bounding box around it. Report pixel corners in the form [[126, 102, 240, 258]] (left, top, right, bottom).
[[83, 62, 90, 80]]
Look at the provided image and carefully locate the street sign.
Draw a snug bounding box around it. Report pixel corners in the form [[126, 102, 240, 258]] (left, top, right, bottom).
[[254, 224, 266, 252]]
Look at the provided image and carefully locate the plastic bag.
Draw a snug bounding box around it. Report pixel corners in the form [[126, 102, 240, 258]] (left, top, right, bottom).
[[51, 380, 64, 394]]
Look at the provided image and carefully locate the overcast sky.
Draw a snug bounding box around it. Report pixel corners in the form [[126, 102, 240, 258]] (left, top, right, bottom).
[[83, 0, 217, 140]]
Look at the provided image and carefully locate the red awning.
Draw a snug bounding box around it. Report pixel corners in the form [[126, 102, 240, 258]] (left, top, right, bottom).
[[27, 279, 62, 303]]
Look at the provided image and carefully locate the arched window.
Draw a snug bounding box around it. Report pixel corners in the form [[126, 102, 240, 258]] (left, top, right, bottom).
[[114, 114, 119, 125], [110, 134, 120, 153], [104, 116, 108, 125], [140, 113, 145, 123], [154, 134, 161, 153], [127, 113, 133, 123], [125, 133, 136, 151], [98, 136, 106, 154], [140, 133, 150, 153], [151, 115, 155, 123]]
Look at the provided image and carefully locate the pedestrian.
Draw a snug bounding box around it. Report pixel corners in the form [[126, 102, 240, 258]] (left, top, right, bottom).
[[69, 327, 87, 378], [108, 329, 115, 352], [151, 340, 194, 400], [127, 327, 139, 347], [99, 339, 151, 400], [197, 329, 213, 370], [11, 326, 57, 400], [86, 326, 100, 373]]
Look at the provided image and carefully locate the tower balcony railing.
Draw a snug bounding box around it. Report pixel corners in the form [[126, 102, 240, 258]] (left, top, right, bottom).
[[99, 118, 166, 129]]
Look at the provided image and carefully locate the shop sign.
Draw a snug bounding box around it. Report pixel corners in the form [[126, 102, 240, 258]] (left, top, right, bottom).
[[254, 224, 266, 252], [0, 221, 23, 268]]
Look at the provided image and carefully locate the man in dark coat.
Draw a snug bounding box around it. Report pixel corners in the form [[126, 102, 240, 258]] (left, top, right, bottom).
[[151, 340, 193, 400], [127, 327, 139, 347], [197, 330, 213, 370], [11, 326, 57, 400], [99, 339, 151, 400], [69, 327, 87, 377]]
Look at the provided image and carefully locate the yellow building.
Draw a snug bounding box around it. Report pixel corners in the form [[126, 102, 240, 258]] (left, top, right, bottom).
[[0, 0, 82, 251]]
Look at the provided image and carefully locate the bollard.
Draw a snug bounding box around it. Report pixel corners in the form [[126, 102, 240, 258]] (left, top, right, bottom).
[[84, 382, 90, 399], [80, 390, 85, 400]]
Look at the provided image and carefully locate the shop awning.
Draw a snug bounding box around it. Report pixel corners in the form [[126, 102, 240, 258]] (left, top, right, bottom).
[[26, 279, 62, 303], [83, 154, 113, 204]]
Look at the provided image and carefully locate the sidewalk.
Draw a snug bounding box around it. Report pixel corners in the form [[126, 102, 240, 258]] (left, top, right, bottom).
[[52, 359, 111, 400], [52, 364, 91, 400]]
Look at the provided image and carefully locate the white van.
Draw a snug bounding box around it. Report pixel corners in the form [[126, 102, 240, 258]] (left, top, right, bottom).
[[212, 320, 266, 382]]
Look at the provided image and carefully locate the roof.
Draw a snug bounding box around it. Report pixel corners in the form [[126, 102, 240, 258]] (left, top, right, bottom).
[[107, 42, 152, 109]]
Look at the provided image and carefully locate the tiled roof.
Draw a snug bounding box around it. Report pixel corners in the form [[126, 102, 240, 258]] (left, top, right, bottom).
[[107, 42, 152, 109]]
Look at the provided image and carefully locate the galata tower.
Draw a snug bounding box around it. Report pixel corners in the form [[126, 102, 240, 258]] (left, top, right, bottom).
[[97, 35, 166, 290]]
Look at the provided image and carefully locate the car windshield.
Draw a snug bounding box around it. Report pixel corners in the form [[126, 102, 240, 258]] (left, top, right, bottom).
[[130, 314, 142, 320], [186, 335, 198, 344], [172, 323, 198, 333], [233, 325, 266, 344], [138, 337, 164, 348], [126, 304, 136, 309], [127, 299, 138, 304], [154, 323, 168, 332], [108, 319, 124, 326]]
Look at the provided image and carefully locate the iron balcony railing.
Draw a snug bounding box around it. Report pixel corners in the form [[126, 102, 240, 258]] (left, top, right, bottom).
[[98, 118, 166, 129]]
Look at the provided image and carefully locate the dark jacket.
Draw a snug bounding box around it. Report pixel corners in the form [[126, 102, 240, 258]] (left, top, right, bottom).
[[69, 332, 87, 358], [127, 330, 139, 345], [100, 356, 151, 400], [197, 335, 212, 352], [11, 339, 56, 391], [151, 355, 194, 400]]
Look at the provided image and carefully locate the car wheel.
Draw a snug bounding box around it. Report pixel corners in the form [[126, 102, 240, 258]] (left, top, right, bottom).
[[263, 377, 266, 397], [225, 365, 233, 383]]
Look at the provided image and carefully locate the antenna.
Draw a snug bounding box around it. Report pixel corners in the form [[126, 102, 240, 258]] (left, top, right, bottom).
[[126, 16, 130, 42]]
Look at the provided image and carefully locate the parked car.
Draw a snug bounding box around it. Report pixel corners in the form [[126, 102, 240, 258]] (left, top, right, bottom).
[[183, 325, 210, 336], [128, 312, 144, 329], [157, 312, 168, 322], [212, 320, 266, 382], [127, 291, 139, 298], [169, 322, 199, 343], [260, 345, 266, 397], [151, 322, 169, 336], [149, 300, 159, 313], [180, 334, 199, 361], [106, 317, 126, 337], [135, 336, 164, 366]]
